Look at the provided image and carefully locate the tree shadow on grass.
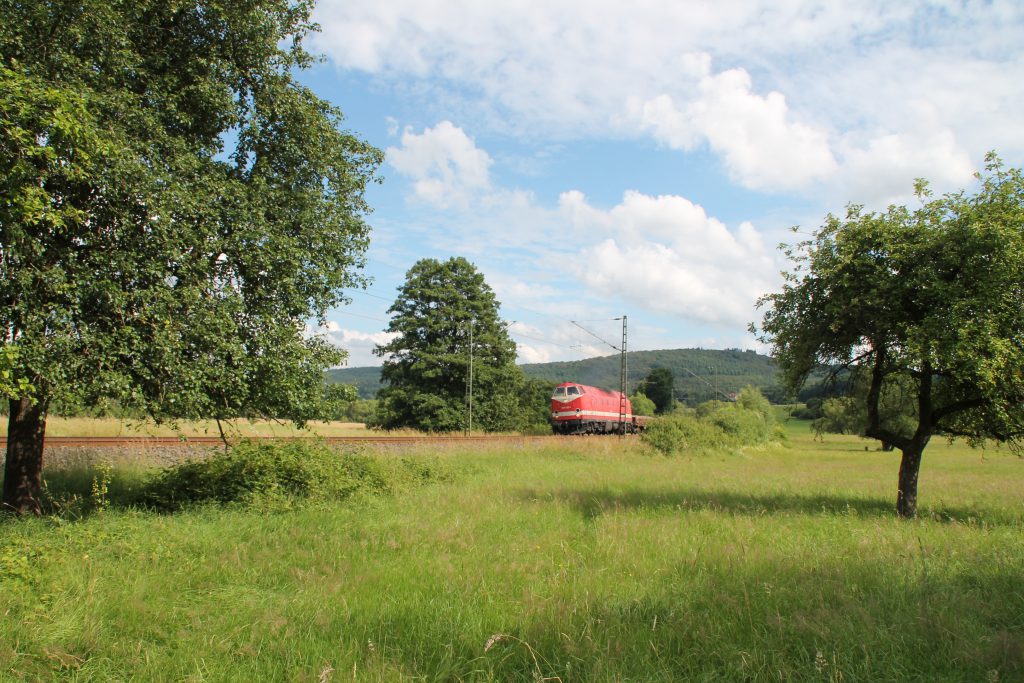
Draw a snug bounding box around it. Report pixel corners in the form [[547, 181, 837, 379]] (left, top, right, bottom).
[[516, 486, 1017, 526]]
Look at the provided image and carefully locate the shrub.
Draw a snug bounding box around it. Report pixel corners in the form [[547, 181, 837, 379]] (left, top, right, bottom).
[[694, 400, 730, 419], [735, 386, 774, 425], [641, 413, 728, 455], [642, 387, 777, 455], [708, 405, 771, 444], [629, 392, 657, 418], [141, 439, 451, 511], [791, 397, 823, 420], [708, 386, 775, 445]]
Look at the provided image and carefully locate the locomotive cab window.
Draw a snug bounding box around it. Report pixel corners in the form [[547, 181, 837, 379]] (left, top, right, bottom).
[[552, 387, 566, 398], [566, 386, 580, 396]]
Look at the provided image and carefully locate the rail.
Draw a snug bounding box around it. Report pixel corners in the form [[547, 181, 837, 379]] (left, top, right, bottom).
[[0, 435, 562, 448]]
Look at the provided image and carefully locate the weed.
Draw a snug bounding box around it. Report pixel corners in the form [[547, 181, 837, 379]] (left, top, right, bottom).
[[90, 461, 112, 514]]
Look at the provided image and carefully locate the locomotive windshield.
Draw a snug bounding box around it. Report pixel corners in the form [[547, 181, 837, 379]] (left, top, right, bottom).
[[552, 385, 582, 399]]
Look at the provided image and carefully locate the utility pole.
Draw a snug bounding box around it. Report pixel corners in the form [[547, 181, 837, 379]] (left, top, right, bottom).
[[619, 315, 627, 435], [466, 320, 474, 436]]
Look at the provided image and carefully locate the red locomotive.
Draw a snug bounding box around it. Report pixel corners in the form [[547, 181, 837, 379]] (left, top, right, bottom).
[[550, 382, 648, 435]]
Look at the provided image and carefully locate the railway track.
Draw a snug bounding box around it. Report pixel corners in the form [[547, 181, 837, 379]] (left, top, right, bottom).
[[0, 434, 561, 448]]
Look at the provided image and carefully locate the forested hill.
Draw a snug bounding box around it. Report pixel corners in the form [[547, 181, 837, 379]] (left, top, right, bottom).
[[520, 348, 782, 404], [327, 348, 784, 404]]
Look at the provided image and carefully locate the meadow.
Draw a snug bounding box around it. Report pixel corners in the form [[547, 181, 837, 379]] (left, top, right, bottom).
[[1, 421, 1022, 681], [25, 416, 369, 439]]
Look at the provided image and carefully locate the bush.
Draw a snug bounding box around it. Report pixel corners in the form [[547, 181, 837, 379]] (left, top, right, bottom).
[[641, 413, 729, 455], [708, 405, 771, 444], [790, 397, 823, 420], [642, 387, 777, 455], [707, 386, 775, 445], [630, 392, 657, 418], [735, 386, 774, 424], [141, 439, 451, 511], [340, 398, 378, 423]]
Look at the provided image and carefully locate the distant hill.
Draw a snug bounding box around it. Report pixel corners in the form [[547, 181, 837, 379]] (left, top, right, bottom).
[[327, 348, 784, 404], [519, 348, 782, 404]]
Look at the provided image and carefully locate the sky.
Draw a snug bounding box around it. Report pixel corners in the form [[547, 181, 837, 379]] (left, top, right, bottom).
[[297, 0, 1024, 368]]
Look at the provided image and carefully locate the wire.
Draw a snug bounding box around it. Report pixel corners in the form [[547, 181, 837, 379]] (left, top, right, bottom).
[[570, 320, 620, 351], [354, 290, 393, 302], [508, 329, 575, 349], [333, 311, 391, 323]]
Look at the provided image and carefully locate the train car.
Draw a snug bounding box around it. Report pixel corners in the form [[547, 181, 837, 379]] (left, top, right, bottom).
[[550, 382, 648, 435]]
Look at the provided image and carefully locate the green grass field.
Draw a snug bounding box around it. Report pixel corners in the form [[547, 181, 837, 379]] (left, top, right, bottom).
[[1, 422, 1022, 681]]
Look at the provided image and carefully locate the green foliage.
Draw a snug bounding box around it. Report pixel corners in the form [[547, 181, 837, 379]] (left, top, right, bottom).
[[790, 397, 823, 420], [518, 377, 558, 434], [736, 385, 773, 419], [141, 440, 450, 511], [32, 461, 151, 521], [0, 345, 32, 401], [629, 391, 656, 418], [642, 387, 776, 455], [707, 387, 776, 446], [757, 156, 1024, 516], [708, 405, 771, 444], [0, 0, 383, 510], [339, 398, 379, 423], [639, 367, 675, 413], [694, 399, 729, 419], [372, 257, 521, 432], [813, 370, 918, 443], [641, 413, 727, 455]]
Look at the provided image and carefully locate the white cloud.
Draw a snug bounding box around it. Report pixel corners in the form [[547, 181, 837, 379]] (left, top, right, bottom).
[[309, 323, 398, 367], [692, 69, 837, 190], [559, 191, 779, 328], [507, 320, 606, 365], [836, 127, 976, 208], [314, 0, 1024, 195], [631, 68, 837, 191], [386, 121, 492, 209]]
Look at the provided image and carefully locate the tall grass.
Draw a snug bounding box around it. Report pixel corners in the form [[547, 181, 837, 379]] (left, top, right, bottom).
[[1, 427, 1022, 681], [2, 416, 370, 438]]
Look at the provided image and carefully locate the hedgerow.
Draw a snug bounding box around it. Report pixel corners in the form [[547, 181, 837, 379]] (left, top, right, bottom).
[[141, 439, 452, 511]]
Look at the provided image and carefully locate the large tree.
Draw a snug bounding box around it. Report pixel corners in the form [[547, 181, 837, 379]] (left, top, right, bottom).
[[1, 0, 382, 513], [640, 367, 675, 414], [756, 155, 1024, 517], [372, 257, 521, 432]]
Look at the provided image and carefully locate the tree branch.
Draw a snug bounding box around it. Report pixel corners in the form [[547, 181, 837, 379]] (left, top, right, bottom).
[[931, 397, 988, 426], [864, 344, 912, 451]]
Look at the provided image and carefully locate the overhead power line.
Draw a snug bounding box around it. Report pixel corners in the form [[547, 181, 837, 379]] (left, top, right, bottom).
[[333, 310, 391, 323], [508, 329, 575, 349], [570, 320, 621, 351]]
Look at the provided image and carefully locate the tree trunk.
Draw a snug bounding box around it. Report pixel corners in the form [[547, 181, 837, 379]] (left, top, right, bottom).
[[3, 397, 47, 515], [895, 444, 924, 519]]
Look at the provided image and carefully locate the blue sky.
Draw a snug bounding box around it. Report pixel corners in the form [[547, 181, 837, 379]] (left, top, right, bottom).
[[298, 0, 1024, 368]]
